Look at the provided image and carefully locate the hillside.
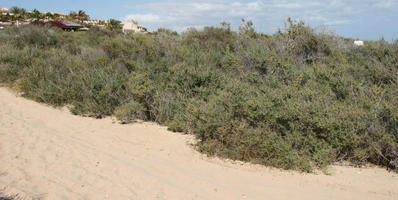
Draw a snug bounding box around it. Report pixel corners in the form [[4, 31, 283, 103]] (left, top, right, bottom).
[[0, 20, 397, 172]]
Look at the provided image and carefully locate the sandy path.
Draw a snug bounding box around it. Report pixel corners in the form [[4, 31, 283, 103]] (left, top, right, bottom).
[[0, 87, 397, 200]]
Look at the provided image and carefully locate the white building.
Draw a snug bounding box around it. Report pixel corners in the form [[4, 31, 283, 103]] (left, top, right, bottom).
[[354, 40, 364, 46], [1, 8, 10, 15], [83, 19, 100, 25], [122, 20, 148, 34]]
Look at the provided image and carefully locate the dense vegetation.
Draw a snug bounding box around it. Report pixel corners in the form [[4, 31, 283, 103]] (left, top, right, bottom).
[[0, 21, 397, 172], [1, 6, 90, 23]]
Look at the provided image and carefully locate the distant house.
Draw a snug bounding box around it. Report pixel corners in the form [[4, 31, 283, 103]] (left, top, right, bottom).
[[122, 20, 149, 34], [0, 8, 10, 15], [51, 20, 84, 31], [83, 19, 100, 26], [354, 40, 364, 46]]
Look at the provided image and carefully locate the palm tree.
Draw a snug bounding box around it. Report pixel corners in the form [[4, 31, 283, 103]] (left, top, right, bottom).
[[31, 9, 43, 20], [10, 6, 26, 21], [19, 8, 26, 21], [10, 6, 21, 22], [77, 10, 88, 23], [45, 12, 54, 20], [107, 19, 122, 31], [10, 6, 21, 15], [53, 13, 61, 21], [68, 11, 78, 21]]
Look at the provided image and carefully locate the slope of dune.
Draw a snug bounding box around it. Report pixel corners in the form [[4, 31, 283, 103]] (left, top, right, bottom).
[[0, 87, 397, 200]]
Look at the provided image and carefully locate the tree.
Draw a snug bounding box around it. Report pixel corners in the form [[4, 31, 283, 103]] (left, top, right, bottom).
[[30, 9, 43, 20], [45, 12, 54, 19], [10, 6, 26, 21], [10, 6, 21, 15], [53, 13, 61, 21], [77, 10, 89, 23], [107, 19, 122, 31], [68, 11, 78, 21], [19, 8, 26, 20]]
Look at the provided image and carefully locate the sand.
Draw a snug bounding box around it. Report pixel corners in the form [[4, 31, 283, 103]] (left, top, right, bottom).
[[0, 87, 397, 200]]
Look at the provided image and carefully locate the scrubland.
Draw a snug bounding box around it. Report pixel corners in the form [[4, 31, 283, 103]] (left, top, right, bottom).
[[0, 20, 397, 172]]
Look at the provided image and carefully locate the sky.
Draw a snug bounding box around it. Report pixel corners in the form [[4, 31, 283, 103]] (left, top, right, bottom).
[[1, 0, 397, 41]]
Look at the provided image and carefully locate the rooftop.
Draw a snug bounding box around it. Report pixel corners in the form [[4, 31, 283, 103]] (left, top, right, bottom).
[[61, 20, 82, 27]]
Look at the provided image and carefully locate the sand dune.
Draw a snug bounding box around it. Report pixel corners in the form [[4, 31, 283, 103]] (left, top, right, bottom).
[[0, 87, 397, 200]]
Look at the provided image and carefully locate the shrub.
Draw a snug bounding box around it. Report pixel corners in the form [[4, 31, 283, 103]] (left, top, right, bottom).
[[0, 22, 397, 172], [68, 67, 129, 118], [11, 25, 63, 49], [115, 101, 146, 123]]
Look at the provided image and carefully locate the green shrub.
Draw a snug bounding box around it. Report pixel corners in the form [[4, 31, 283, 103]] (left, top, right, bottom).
[[0, 22, 397, 172], [115, 101, 146, 123], [11, 25, 63, 49], [19, 59, 69, 105], [68, 67, 129, 118]]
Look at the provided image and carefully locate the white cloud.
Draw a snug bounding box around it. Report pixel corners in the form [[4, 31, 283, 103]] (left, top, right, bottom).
[[123, 0, 398, 33]]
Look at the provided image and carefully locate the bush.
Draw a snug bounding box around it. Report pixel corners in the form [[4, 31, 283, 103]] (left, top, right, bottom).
[[10, 25, 64, 49], [0, 22, 397, 172], [115, 101, 146, 123], [68, 67, 130, 118]]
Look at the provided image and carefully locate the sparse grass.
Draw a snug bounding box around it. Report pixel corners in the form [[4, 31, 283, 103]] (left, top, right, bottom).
[[0, 23, 397, 172]]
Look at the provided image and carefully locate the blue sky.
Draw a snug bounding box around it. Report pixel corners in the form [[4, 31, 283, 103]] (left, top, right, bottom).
[[2, 0, 397, 41]]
